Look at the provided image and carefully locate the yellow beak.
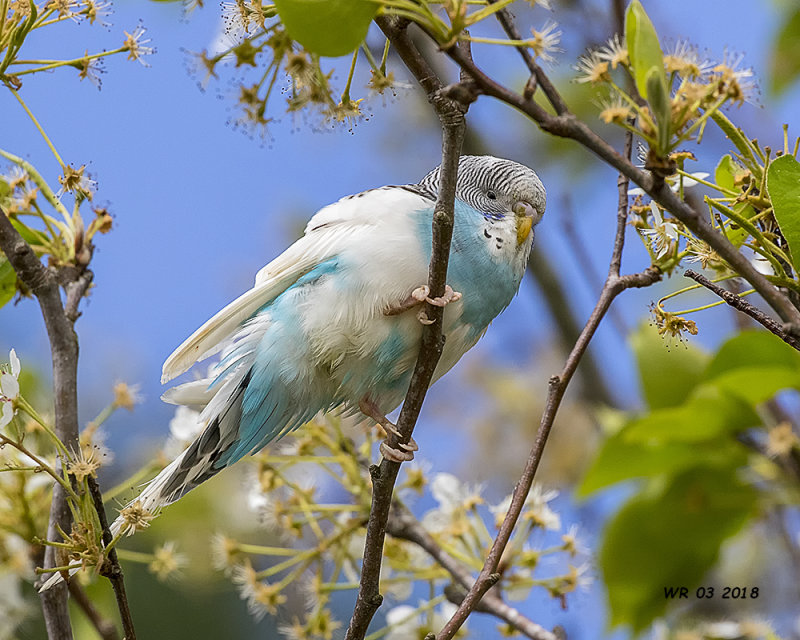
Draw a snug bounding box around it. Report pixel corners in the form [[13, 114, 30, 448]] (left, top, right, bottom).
[[517, 216, 533, 245]]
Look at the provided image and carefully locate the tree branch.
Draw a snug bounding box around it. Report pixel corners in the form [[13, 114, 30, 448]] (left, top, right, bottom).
[[435, 132, 661, 640], [343, 16, 473, 640], [526, 250, 615, 407], [684, 269, 800, 351]]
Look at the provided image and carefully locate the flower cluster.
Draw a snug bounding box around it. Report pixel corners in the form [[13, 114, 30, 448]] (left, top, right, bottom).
[[578, 36, 758, 164], [185, 2, 389, 136]]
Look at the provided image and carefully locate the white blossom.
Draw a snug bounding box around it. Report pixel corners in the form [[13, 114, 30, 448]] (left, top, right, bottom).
[[529, 21, 562, 65], [0, 350, 21, 429], [642, 201, 680, 259]]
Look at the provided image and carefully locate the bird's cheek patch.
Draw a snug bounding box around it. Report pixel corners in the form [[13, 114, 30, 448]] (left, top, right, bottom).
[[516, 216, 533, 245]]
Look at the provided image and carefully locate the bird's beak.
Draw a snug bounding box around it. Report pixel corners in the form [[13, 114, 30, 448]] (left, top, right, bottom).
[[514, 201, 536, 245]]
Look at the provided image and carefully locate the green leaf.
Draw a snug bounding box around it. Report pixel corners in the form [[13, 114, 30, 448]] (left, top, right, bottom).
[[10, 219, 48, 248], [623, 386, 760, 444], [714, 155, 736, 193], [273, 0, 377, 57], [624, 0, 665, 100], [630, 323, 709, 409], [645, 66, 671, 154], [725, 201, 754, 247], [0, 257, 16, 309], [769, 8, 800, 96], [601, 467, 757, 632], [767, 153, 800, 271], [577, 432, 747, 497], [701, 330, 800, 405], [708, 367, 800, 406], [704, 329, 800, 378]]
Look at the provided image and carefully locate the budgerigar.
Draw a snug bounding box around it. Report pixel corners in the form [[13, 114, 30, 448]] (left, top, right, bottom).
[[118, 154, 546, 534]]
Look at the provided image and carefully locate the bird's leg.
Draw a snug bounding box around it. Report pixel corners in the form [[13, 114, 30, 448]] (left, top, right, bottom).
[[358, 397, 418, 463], [383, 285, 462, 325], [383, 286, 430, 316]]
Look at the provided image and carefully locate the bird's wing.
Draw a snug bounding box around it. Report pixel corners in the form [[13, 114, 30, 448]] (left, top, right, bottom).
[[161, 186, 433, 384]]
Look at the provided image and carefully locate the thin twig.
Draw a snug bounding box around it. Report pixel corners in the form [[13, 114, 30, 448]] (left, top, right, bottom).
[[343, 16, 472, 640], [684, 269, 800, 351], [526, 251, 615, 407], [67, 581, 119, 640], [435, 132, 661, 640], [489, 1, 568, 115], [64, 270, 93, 323]]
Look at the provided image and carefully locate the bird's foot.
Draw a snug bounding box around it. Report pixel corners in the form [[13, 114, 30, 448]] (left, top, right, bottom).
[[417, 310, 435, 325], [359, 397, 418, 463], [384, 285, 462, 325], [425, 284, 462, 308], [380, 438, 418, 463]]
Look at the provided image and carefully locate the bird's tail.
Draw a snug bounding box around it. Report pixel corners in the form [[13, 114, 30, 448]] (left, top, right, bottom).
[[111, 384, 246, 536]]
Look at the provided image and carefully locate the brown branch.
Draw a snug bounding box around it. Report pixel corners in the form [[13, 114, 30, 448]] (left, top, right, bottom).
[[684, 269, 800, 352], [0, 210, 136, 640], [435, 132, 661, 640], [611, 0, 626, 35], [489, 2, 568, 116], [439, 42, 800, 329], [343, 16, 472, 640], [386, 503, 558, 640]]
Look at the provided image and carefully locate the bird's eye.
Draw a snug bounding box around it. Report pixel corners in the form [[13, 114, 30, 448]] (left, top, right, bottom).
[[487, 190, 497, 200]]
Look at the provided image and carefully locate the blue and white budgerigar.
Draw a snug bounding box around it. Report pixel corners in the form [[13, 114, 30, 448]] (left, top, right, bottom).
[[115, 154, 546, 533]]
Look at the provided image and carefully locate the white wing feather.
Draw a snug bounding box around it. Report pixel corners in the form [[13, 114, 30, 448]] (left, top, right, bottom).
[[161, 187, 432, 384]]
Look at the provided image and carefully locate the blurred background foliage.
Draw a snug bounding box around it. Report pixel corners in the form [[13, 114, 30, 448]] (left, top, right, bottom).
[[2, 0, 800, 638]]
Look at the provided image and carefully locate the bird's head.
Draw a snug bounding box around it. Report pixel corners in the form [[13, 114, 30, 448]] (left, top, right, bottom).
[[419, 155, 547, 248]]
